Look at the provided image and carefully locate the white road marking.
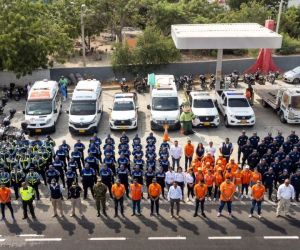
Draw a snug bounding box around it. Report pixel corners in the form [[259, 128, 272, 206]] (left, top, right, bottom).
[[148, 237, 186, 240], [208, 236, 242, 240], [25, 238, 62, 242], [18, 234, 44, 237], [264, 236, 299, 240], [0, 239, 5, 242], [88, 237, 126, 241]]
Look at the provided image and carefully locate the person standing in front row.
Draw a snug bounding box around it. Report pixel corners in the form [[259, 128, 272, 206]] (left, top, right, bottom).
[[194, 180, 207, 218], [249, 180, 265, 218], [149, 178, 161, 216], [0, 184, 15, 221], [217, 177, 235, 217], [167, 182, 182, 218], [170, 140, 182, 171], [130, 179, 143, 216], [68, 182, 83, 217], [219, 138, 233, 163], [112, 179, 125, 218], [276, 179, 295, 217], [93, 179, 108, 217], [20, 182, 36, 220], [184, 140, 194, 172], [49, 179, 64, 218]]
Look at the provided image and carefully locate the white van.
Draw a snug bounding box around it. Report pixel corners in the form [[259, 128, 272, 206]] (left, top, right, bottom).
[[24, 79, 61, 134], [189, 91, 220, 127], [109, 92, 138, 130], [68, 79, 102, 134], [147, 75, 180, 130]]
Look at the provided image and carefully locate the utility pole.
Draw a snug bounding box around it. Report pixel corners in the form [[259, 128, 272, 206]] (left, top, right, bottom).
[[276, 0, 284, 33], [81, 4, 87, 67]]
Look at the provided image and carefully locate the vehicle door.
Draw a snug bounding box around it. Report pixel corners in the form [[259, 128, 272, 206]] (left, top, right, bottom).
[[54, 92, 61, 120]]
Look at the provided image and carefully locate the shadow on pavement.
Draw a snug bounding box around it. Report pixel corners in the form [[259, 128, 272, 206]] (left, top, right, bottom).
[[156, 215, 178, 232], [201, 217, 227, 234], [28, 219, 47, 234], [75, 216, 95, 234], [57, 216, 76, 236], [101, 216, 122, 233], [119, 216, 141, 234], [4, 220, 23, 235], [136, 214, 158, 231], [177, 217, 199, 235]]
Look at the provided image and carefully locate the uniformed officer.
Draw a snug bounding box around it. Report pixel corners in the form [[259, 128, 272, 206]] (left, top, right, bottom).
[[146, 156, 156, 170], [0, 167, 11, 187], [25, 168, 41, 200], [32, 154, 47, 185], [159, 156, 170, 173], [84, 153, 99, 174], [145, 167, 155, 198], [10, 165, 25, 200], [247, 149, 260, 170], [268, 139, 280, 154], [270, 158, 283, 188], [275, 131, 284, 146], [52, 156, 66, 188], [104, 134, 115, 145], [262, 149, 274, 166], [280, 156, 293, 174], [274, 147, 286, 162], [134, 155, 145, 170], [60, 140, 71, 162], [277, 169, 290, 185], [237, 130, 248, 164], [46, 165, 60, 186], [99, 164, 114, 198], [132, 134, 141, 145], [117, 165, 129, 198], [88, 143, 102, 163], [241, 140, 253, 167], [117, 154, 130, 171], [257, 159, 269, 176], [282, 138, 294, 155], [146, 143, 156, 154], [291, 169, 300, 202], [288, 130, 299, 145], [93, 179, 108, 217], [263, 167, 276, 201], [74, 140, 86, 164], [103, 154, 116, 175], [257, 139, 268, 158], [68, 157, 78, 176], [264, 132, 273, 145], [65, 167, 77, 191], [20, 182, 36, 220], [146, 132, 157, 145], [81, 164, 96, 199], [56, 146, 68, 168], [288, 147, 300, 173], [71, 148, 82, 173], [120, 132, 129, 144], [156, 166, 166, 198]]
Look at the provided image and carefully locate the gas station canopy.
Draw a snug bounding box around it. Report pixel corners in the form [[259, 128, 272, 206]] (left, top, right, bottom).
[[171, 23, 282, 49]]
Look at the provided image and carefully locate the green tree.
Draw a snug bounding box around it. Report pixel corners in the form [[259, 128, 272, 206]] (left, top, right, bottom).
[[228, 0, 288, 10], [277, 32, 300, 54], [111, 42, 136, 73], [0, 0, 73, 77], [280, 6, 300, 38]]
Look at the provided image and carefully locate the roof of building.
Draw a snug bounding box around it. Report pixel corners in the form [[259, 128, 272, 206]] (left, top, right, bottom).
[[171, 23, 282, 49]]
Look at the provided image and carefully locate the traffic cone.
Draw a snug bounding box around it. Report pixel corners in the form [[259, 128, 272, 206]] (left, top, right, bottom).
[[162, 124, 170, 141]]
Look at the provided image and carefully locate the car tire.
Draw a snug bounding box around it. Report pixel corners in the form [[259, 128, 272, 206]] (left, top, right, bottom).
[[279, 111, 287, 123], [293, 78, 300, 84], [51, 125, 56, 133], [224, 116, 230, 128]]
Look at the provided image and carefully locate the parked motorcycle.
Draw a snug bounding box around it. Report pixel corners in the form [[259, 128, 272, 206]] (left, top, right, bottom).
[[267, 71, 276, 84], [258, 75, 266, 85], [209, 74, 216, 90], [199, 75, 207, 90], [119, 78, 129, 92]]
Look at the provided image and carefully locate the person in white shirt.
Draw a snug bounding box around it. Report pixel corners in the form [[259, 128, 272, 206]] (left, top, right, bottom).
[[276, 179, 295, 217], [185, 168, 195, 202], [205, 141, 216, 157], [170, 140, 182, 171], [165, 167, 175, 190], [167, 182, 182, 218], [174, 167, 185, 201]]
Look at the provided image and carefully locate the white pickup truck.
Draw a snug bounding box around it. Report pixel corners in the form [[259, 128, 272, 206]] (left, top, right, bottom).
[[216, 90, 255, 127], [254, 84, 300, 124]]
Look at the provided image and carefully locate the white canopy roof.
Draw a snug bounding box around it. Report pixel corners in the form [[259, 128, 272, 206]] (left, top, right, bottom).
[[171, 23, 282, 49]]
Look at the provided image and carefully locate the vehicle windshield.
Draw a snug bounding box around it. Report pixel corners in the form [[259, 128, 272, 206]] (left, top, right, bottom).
[[113, 101, 134, 111], [70, 101, 96, 115], [152, 97, 179, 111], [26, 101, 52, 115], [291, 96, 300, 109], [228, 98, 250, 107], [193, 99, 214, 108]]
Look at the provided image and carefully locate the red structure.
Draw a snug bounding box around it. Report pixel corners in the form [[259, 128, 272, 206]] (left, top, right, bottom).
[[245, 20, 282, 74]]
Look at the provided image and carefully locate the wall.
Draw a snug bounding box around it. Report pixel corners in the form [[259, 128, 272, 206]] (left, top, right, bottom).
[[0, 70, 50, 87]]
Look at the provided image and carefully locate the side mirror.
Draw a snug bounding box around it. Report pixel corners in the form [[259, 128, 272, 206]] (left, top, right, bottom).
[[54, 109, 58, 114], [147, 104, 150, 110], [66, 110, 69, 114], [22, 110, 25, 114]]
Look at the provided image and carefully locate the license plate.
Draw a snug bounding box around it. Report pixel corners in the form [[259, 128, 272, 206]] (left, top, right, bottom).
[[203, 122, 210, 126], [240, 120, 247, 124], [79, 130, 85, 133], [120, 126, 129, 129], [35, 129, 42, 133]]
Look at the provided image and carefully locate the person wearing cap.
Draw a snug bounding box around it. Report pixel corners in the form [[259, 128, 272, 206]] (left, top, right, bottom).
[[213, 167, 224, 201], [276, 179, 295, 217], [233, 167, 243, 198], [241, 140, 253, 167], [249, 132, 260, 149], [249, 180, 265, 218], [217, 177, 235, 217], [167, 182, 182, 218], [194, 180, 207, 218], [130, 179, 143, 216], [68, 182, 83, 217], [288, 130, 299, 145], [93, 179, 108, 217], [237, 130, 248, 164], [219, 138, 233, 163], [263, 168, 275, 201], [0, 184, 15, 221], [170, 140, 182, 171], [241, 166, 252, 199], [184, 140, 194, 172], [10, 165, 25, 200], [19, 182, 36, 220], [148, 178, 162, 216], [49, 179, 64, 218], [290, 169, 300, 202], [25, 168, 42, 200], [111, 179, 125, 217]]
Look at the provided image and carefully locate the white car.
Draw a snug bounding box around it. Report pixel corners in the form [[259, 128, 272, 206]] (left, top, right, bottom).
[[216, 90, 255, 127], [109, 93, 138, 130], [283, 66, 300, 84], [189, 91, 219, 127]]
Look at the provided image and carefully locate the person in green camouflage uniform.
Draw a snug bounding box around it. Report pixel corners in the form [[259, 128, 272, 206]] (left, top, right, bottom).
[[93, 179, 108, 217]]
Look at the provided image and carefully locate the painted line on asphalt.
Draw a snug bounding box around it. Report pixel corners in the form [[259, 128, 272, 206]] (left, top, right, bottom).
[[208, 236, 242, 240], [148, 237, 186, 240], [264, 236, 299, 240], [18, 234, 45, 237], [25, 238, 62, 242], [0, 239, 5, 242], [88, 237, 126, 241]]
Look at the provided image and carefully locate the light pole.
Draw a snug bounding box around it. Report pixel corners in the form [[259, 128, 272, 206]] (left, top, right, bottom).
[[276, 0, 284, 33], [81, 4, 87, 67]]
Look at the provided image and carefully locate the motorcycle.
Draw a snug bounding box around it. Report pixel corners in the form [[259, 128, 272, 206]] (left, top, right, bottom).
[[209, 74, 216, 90], [258, 75, 266, 85], [267, 71, 276, 84], [244, 74, 255, 85], [199, 75, 207, 90], [231, 70, 239, 88], [119, 78, 129, 92], [136, 78, 148, 93], [183, 81, 192, 96]]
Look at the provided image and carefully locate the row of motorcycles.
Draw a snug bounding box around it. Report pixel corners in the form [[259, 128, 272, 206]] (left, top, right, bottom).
[[2, 83, 27, 101], [119, 76, 149, 94], [244, 70, 279, 85]]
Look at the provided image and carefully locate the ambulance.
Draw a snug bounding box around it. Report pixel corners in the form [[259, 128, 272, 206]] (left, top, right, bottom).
[[24, 79, 61, 134]]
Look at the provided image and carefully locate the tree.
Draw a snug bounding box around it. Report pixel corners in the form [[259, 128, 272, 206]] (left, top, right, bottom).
[[228, 0, 288, 10], [280, 6, 300, 38], [0, 0, 73, 77], [112, 26, 180, 73]]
